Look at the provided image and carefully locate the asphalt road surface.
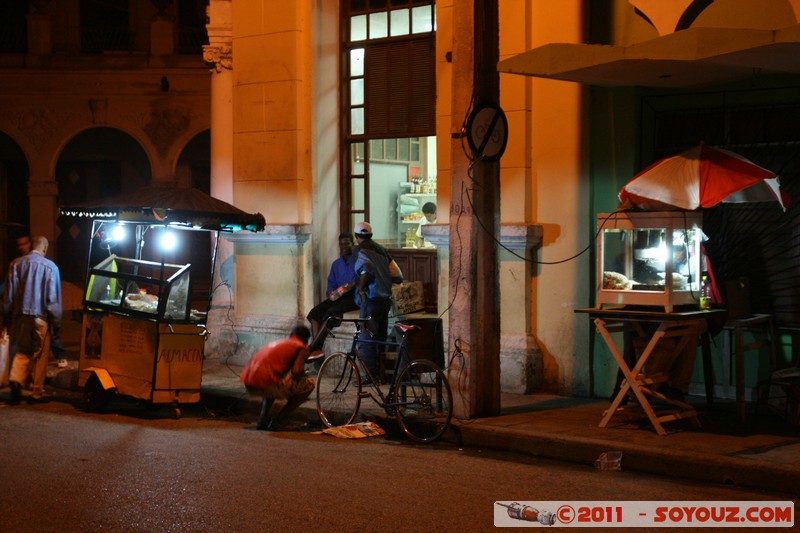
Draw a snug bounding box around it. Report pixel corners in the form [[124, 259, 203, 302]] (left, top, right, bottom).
[[0, 395, 795, 532]]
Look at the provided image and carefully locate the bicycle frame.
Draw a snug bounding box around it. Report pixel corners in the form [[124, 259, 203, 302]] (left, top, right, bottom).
[[316, 315, 453, 443], [342, 319, 416, 410]]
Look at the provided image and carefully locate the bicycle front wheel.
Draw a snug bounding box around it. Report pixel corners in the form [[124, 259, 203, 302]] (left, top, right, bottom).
[[316, 352, 361, 427], [395, 359, 453, 443]]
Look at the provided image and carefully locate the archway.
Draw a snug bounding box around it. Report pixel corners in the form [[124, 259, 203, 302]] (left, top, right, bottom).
[[176, 129, 212, 310], [177, 129, 210, 190], [0, 131, 30, 269], [56, 127, 151, 284]]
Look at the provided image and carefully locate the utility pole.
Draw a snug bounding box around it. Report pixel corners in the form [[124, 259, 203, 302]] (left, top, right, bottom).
[[448, 0, 501, 419]]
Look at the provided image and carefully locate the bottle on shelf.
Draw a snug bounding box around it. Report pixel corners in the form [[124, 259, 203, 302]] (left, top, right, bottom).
[[699, 273, 711, 310]]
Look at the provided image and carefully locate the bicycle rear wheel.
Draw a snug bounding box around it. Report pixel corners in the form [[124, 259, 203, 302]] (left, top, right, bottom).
[[394, 359, 453, 443], [316, 352, 361, 427]]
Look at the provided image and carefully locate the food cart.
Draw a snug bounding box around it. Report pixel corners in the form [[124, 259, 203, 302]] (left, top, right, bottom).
[[60, 185, 265, 417]]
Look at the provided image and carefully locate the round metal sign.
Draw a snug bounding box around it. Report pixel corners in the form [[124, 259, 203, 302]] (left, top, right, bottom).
[[466, 103, 508, 162]]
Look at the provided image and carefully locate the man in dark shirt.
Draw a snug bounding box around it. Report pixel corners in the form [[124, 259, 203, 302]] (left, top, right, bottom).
[[353, 222, 403, 380]]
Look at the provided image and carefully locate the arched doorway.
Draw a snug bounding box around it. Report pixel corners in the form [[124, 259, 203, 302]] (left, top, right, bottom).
[[0, 131, 29, 269], [56, 127, 151, 284], [177, 129, 210, 190], [176, 130, 212, 310]]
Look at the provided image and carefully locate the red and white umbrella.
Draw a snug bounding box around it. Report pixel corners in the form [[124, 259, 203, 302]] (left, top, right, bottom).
[[619, 144, 788, 211]]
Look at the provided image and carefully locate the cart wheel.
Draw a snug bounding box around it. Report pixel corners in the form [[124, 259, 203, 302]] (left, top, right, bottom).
[[84, 374, 112, 413]]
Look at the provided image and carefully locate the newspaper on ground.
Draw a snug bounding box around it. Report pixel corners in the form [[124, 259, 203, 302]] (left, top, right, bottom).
[[321, 421, 385, 439]]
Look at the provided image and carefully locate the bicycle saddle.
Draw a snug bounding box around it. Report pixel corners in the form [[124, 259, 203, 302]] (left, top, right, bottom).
[[394, 323, 421, 334]]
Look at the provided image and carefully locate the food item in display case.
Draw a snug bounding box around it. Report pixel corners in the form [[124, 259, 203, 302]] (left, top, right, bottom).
[[603, 271, 633, 290], [124, 292, 158, 313]]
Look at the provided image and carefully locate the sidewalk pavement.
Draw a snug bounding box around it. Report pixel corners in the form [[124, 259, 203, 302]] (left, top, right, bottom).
[[35, 327, 800, 497], [198, 357, 800, 496]]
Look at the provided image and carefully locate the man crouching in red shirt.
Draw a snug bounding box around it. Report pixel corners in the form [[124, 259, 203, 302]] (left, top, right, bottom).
[[241, 325, 315, 431]]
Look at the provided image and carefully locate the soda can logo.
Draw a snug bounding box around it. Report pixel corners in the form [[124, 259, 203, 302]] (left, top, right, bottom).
[[495, 502, 556, 526]]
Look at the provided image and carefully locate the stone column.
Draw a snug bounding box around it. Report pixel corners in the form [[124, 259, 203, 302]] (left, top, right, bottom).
[[428, 223, 544, 394], [448, 0, 501, 419], [498, 225, 543, 393], [203, 2, 233, 204], [203, 0, 235, 335], [27, 180, 59, 244]]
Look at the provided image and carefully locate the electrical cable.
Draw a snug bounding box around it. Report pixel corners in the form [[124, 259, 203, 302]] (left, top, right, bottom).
[[208, 278, 241, 373]]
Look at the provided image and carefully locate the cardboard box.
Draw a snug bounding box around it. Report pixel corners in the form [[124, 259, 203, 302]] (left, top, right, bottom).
[[392, 281, 425, 316]]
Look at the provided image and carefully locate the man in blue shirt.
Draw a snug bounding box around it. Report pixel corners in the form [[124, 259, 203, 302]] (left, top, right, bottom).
[[3, 235, 62, 404], [307, 232, 359, 354]]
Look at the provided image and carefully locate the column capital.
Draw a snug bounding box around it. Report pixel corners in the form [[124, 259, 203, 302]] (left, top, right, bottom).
[[203, 43, 232, 73], [226, 224, 312, 246], [500, 224, 543, 251], [205, 0, 232, 73]]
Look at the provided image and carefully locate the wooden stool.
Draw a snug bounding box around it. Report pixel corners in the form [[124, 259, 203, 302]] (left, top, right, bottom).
[[723, 314, 778, 424]]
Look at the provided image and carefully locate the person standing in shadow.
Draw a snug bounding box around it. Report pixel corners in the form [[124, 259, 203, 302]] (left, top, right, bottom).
[[3, 236, 62, 404]]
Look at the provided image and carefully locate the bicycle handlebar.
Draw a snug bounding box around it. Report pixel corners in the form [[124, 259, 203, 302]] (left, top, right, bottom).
[[335, 316, 371, 324]]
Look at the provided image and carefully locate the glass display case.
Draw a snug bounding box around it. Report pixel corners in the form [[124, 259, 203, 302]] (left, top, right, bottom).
[[84, 254, 199, 322], [77, 227, 208, 416], [596, 211, 705, 312]]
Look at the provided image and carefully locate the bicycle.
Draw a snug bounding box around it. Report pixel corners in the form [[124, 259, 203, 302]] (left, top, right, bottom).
[[315, 316, 453, 443]]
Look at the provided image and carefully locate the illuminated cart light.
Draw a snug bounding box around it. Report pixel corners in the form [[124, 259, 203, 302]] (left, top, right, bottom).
[[161, 230, 177, 251], [111, 224, 125, 241]]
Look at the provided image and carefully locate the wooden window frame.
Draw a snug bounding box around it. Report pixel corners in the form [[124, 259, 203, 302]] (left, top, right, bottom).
[[340, 0, 436, 232]]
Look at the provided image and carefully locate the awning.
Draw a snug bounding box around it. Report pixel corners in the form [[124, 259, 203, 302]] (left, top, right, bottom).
[[497, 24, 800, 88], [60, 185, 266, 233]]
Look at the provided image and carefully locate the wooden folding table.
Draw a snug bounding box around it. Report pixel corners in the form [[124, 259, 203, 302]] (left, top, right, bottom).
[[578, 307, 725, 435]]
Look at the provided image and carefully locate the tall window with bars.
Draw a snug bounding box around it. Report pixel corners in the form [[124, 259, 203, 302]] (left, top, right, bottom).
[[341, 0, 437, 247]]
